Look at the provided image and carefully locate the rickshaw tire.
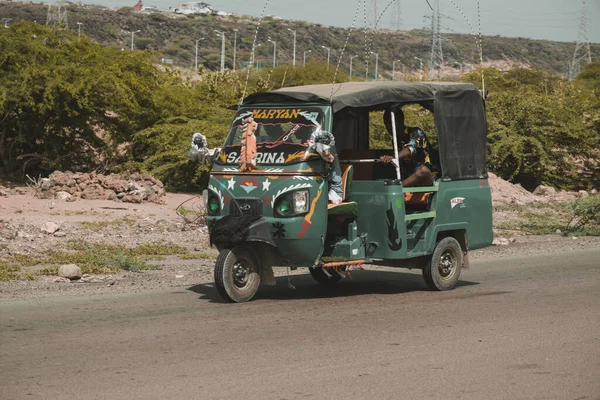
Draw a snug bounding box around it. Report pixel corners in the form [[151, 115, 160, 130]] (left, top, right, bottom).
[[423, 236, 463, 291], [309, 266, 344, 286], [214, 245, 261, 303]]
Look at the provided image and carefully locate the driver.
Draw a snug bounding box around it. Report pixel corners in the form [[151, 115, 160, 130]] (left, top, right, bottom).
[[379, 108, 436, 187]]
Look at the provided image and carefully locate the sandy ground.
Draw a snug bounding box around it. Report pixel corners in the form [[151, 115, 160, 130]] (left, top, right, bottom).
[[1, 189, 599, 301]]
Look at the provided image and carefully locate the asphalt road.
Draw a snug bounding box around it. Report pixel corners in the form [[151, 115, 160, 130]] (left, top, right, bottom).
[[2, 248, 599, 400]]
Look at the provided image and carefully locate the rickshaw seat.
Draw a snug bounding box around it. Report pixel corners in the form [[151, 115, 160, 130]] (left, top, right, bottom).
[[328, 164, 358, 217], [404, 191, 431, 205]]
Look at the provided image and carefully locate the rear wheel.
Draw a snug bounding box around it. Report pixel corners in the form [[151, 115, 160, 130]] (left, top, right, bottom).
[[309, 266, 344, 285], [214, 245, 261, 303], [423, 237, 463, 291]]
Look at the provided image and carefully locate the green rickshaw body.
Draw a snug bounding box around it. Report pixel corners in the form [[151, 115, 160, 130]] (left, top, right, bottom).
[[208, 81, 493, 274]]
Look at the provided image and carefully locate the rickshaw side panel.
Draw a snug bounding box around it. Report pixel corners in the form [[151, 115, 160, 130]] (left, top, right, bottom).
[[351, 180, 409, 260], [349, 178, 492, 262], [428, 179, 493, 251]]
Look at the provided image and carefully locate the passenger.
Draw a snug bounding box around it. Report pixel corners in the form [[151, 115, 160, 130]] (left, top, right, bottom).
[[379, 108, 435, 187]]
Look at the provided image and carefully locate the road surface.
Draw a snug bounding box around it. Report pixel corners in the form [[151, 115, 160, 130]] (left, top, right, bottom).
[[2, 248, 599, 400]]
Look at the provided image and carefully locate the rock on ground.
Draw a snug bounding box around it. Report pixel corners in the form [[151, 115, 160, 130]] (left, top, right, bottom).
[[40, 222, 60, 234], [58, 264, 82, 280]]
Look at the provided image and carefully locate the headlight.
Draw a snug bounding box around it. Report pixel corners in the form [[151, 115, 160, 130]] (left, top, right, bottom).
[[206, 192, 221, 216], [274, 189, 310, 217]]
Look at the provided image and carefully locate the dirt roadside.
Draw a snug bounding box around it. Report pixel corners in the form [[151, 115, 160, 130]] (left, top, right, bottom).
[[1, 185, 599, 302]]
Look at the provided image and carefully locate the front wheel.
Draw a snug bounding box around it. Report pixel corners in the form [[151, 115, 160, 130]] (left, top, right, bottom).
[[423, 237, 463, 291], [214, 245, 261, 303]]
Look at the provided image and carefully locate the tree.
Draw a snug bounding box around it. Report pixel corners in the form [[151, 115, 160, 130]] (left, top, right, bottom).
[[0, 22, 190, 177]]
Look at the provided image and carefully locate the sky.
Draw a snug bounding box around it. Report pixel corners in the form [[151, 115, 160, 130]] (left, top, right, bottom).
[[82, 0, 599, 43]]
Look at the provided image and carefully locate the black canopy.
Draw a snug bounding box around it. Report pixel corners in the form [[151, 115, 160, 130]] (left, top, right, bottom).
[[241, 81, 488, 180]]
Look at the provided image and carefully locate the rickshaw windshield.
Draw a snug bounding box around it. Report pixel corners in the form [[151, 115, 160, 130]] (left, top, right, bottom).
[[223, 107, 324, 148]]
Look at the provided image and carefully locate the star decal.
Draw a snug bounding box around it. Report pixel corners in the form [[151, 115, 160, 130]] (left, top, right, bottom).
[[262, 179, 271, 191], [227, 177, 235, 190]]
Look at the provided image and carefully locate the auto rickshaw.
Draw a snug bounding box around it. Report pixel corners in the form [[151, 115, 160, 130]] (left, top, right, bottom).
[[204, 81, 492, 303]]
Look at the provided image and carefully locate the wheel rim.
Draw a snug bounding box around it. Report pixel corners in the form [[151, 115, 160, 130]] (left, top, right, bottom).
[[437, 250, 456, 280], [232, 261, 251, 288]]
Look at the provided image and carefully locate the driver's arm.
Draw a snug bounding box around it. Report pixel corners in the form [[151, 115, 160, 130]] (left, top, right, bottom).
[[381, 147, 412, 163]]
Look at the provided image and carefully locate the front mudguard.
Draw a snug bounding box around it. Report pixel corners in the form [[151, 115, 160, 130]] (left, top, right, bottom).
[[210, 216, 279, 285], [209, 216, 275, 248]]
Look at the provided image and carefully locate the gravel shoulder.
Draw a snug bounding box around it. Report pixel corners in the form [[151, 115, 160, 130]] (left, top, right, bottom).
[[1, 191, 599, 302]]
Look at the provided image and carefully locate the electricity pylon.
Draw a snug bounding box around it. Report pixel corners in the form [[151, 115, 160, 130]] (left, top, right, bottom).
[[389, 0, 402, 30], [46, 0, 68, 29], [368, 0, 378, 28], [568, 0, 592, 80], [428, 0, 444, 79]]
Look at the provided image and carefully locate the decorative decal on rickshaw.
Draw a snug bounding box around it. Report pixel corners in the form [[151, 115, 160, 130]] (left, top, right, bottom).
[[221, 167, 238, 172], [450, 197, 466, 209], [240, 177, 259, 194], [252, 108, 302, 119], [227, 177, 235, 190], [293, 176, 314, 181], [208, 184, 224, 211], [217, 152, 228, 163], [271, 222, 286, 239], [386, 204, 402, 251], [262, 179, 271, 191], [297, 183, 323, 239], [271, 183, 313, 207], [396, 198, 403, 209], [285, 151, 306, 163]]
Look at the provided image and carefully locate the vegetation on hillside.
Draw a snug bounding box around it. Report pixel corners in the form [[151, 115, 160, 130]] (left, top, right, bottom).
[[1, 2, 599, 76], [0, 21, 598, 193]]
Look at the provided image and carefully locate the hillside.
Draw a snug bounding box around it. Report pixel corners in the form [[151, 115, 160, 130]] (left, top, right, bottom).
[[2, 2, 598, 76]]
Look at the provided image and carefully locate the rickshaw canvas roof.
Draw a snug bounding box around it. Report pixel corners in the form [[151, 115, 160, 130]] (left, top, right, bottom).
[[242, 81, 479, 112]]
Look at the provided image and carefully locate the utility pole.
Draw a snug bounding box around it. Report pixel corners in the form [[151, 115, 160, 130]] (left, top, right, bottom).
[[370, 51, 379, 80], [350, 55, 358, 80], [392, 59, 401, 80], [428, 0, 444, 79], [322, 45, 331, 70], [251, 43, 262, 68], [125, 30, 140, 51], [76, 21, 82, 36], [268, 38, 277, 68], [195, 37, 205, 71], [214, 30, 225, 72], [414, 57, 423, 80], [568, 0, 592, 80], [303, 50, 311, 66], [233, 29, 238, 71], [46, 0, 68, 29], [288, 28, 296, 66]]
